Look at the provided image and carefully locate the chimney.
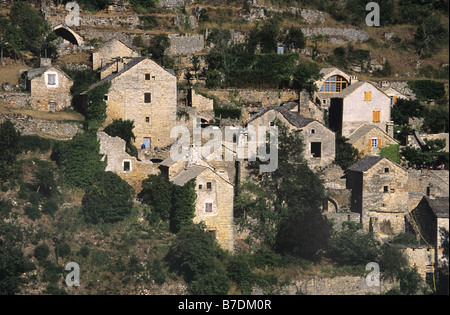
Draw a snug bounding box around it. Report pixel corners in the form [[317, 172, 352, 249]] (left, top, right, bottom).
[[40, 57, 52, 67], [350, 75, 358, 84]]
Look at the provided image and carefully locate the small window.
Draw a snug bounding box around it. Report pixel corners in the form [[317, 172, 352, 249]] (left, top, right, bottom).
[[384, 167, 389, 173], [144, 93, 151, 103], [390, 188, 395, 193], [364, 91, 372, 101], [49, 102, 56, 112], [371, 139, 378, 148], [199, 184, 202, 190], [47, 73, 57, 86], [145, 73, 151, 80], [206, 182, 212, 190], [383, 186, 389, 193], [123, 160, 131, 172], [104, 95, 108, 101], [205, 203, 213, 213], [145, 117, 150, 123], [311, 129, 315, 134]]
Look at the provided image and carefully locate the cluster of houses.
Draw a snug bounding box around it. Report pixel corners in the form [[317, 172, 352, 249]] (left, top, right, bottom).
[[19, 35, 448, 280]]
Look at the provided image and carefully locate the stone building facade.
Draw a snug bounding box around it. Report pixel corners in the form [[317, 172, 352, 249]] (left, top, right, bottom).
[[92, 38, 140, 71], [329, 81, 393, 138], [83, 57, 177, 149], [347, 156, 410, 236], [347, 124, 398, 157], [246, 104, 336, 169], [161, 153, 235, 252], [25, 58, 73, 112], [97, 131, 158, 193]]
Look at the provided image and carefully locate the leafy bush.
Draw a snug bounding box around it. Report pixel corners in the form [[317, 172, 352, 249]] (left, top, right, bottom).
[[34, 243, 50, 261], [103, 119, 137, 157], [407, 80, 446, 102], [0, 120, 21, 181], [18, 135, 60, 153], [42, 199, 59, 217], [24, 204, 41, 221], [81, 171, 135, 224], [85, 82, 111, 126], [170, 179, 196, 233], [334, 135, 362, 169], [139, 174, 173, 221], [51, 132, 106, 189]]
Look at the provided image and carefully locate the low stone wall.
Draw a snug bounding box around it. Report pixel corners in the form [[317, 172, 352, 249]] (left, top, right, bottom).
[[205, 89, 298, 108], [0, 113, 81, 140], [254, 276, 396, 295], [0, 93, 31, 109]]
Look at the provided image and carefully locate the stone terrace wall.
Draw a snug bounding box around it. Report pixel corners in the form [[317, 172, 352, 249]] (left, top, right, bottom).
[[0, 93, 31, 109], [0, 113, 81, 140], [205, 89, 298, 109]]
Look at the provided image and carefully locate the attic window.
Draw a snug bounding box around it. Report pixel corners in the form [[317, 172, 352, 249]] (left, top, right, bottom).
[[46, 73, 57, 86], [384, 167, 389, 173], [364, 91, 372, 101], [383, 186, 389, 193], [206, 182, 212, 190], [311, 129, 316, 134], [145, 73, 151, 80]]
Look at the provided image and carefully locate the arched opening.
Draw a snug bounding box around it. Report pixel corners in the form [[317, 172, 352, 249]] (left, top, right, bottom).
[[322, 198, 338, 213], [320, 75, 349, 93], [54, 27, 80, 46]]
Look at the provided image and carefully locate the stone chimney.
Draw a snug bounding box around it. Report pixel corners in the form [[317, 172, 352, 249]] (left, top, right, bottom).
[[40, 57, 52, 67], [350, 75, 358, 84]]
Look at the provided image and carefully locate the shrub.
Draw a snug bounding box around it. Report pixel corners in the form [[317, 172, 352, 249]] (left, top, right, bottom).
[[24, 204, 41, 221], [169, 179, 196, 233], [81, 171, 135, 224], [34, 243, 50, 261], [407, 80, 446, 102], [79, 246, 90, 258], [42, 199, 59, 217], [139, 174, 173, 221]]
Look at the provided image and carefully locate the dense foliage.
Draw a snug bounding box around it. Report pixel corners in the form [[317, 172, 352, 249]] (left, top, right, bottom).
[[103, 119, 138, 157], [334, 134, 362, 170], [51, 132, 106, 189], [81, 171, 135, 224], [0, 120, 21, 182], [85, 82, 112, 127]]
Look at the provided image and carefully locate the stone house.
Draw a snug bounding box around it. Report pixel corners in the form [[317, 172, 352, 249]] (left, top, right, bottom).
[[347, 123, 399, 157], [346, 155, 409, 237], [92, 38, 140, 71], [245, 103, 336, 169], [407, 196, 449, 270], [314, 67, 358, 108], [97, 131, 158, 192], [379, 85, 409, 106], [329, 81, 393, 139], [25, 58, 73, 112], [82, 57, 177, 149], [160, 152, 235, 252]]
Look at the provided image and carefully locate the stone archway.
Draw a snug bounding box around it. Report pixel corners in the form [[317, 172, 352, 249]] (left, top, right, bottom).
[[323, 198, 339, 213], [53, 23, 84, 46]]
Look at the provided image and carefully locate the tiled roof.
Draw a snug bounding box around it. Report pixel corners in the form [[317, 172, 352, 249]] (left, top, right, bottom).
[[347, 155, 384, 172]]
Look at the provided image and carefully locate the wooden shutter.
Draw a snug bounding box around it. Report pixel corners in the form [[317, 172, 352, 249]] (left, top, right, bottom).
[[373, 111, 380, 122], [364, 91, 371, 101], [378, 138, 381, 148]]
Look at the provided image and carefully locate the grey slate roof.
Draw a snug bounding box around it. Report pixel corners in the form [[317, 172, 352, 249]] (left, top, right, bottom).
[[427, 197, 449, 218], [332, 81, 366, 99], [93, 38, 140, 54], [170, 165, 207, 186], [347, 155, 384, 172], [26, 65, 73, 81], [245, 103, 316, 128], [348, 124, 398, 144]]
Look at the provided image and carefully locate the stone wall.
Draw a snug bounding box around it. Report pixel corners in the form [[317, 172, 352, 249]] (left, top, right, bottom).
[[167, 34, 205, 56], [258, 276, 396, 295], [300, 27, 370, 43], [206, 89, 298, 109], [0, 93, 31, 109], [0, 113, 81, 140], [407, 169, 449, 210]]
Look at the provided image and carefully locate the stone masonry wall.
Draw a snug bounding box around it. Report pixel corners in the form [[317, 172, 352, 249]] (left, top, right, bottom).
[[206, 89, 298, 109], [0, 113, 81, 140]]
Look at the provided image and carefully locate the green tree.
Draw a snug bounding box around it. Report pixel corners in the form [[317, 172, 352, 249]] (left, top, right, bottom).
[[413, 16, 448, 58], [81, 171, 135, 224], [0, 242, 29, 295], [328, 222, 380, 266], [292, 61, 323, 94], [282, 26, 306, 51], [51, 132, 106, 189], [0, 120, 21, 181], [237, 121, 330, 259], [170, 179, 196, 233], [34, 243, 50, 262], [139, 174, 173, 221], [165, 223, 229, 293], [334, 134, 362, 170], [85, 82, 111, 127]]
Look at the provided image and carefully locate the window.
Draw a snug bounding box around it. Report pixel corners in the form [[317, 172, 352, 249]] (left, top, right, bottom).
[[383, 186, 389, 193], [145, 117, 150, 123], [104, 95, 109, 101], [206, 182, 212, 190], [145, 73, 151, 80], [199, 184, 202, 190], [364, 91, 372, 101], [373, 111, 381, 122], [384, 167, 389, 173], [144, 93, 151, 103], [311, 142, 322, 158], [371, 138, 379, 148], [205, 203, 213, 213], [320, 75, 349, 93], [49, 102, 56, 112], [47, 73, 57, 86], [123, 160, 131, 172], [311, 129, 315, 134]]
